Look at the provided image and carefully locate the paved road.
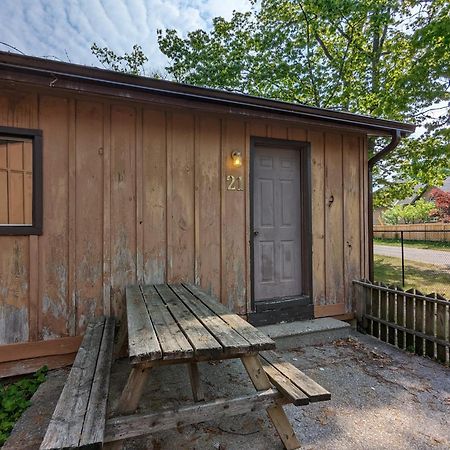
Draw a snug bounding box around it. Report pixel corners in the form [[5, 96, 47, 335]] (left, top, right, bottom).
[[374, 244, 450, 268]]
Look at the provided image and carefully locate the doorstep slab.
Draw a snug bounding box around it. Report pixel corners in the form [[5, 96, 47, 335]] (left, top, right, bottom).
[[258, 318, 352, 349]]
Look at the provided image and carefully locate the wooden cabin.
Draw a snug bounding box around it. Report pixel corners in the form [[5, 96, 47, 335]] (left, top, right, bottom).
[[0, 52, 414, 375]]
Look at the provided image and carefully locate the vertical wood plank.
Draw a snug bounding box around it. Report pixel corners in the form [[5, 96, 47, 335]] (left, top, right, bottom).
[[369, 284, 374, 335], [102, 103, 111, 316], [268, 124, 288, 140], [136, 107, 144, 284], [142, 109, 167, 284], [308, 130, 326, 308], [415, 292, 425, 356], [360, 137, 369, 278], [167, 112, 195, 283], [221, 119, 247, 314], [110, 105, 137, 320], [380, 285, 387, 342], [0, 144, 7, 223], [395, 287, 405, 349], [287, 127, 307, 142], [425, 294, 436, 359], [38, 95, 70, 339], [324, 132, 344, 305], [195, 115, 221, 297], [0, 237, 29, 343], [386, 286, 397, 345], [343, 135, 361, 314], [399, 287, 407, 349], [405, 289, 415, 351], [436, 302, 448, 364], [68, 99, 76, 336], [75, 100, 104, 331], [28, 235, 38, 341]]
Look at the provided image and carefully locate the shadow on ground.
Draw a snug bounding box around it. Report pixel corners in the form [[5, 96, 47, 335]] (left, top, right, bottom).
[[5, 333, 450, 450]]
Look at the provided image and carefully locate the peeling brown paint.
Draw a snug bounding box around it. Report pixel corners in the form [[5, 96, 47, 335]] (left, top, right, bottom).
[[0, 303, 28, 343], [77, 298, 97, 331], [42, 294, 67, 320], [144, 258, 165, 285]]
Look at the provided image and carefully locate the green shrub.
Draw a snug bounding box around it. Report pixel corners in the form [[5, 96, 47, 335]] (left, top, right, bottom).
[[382, 205, 404, 224], [382, 199, 435, 224], [0, 366, 48, 446]]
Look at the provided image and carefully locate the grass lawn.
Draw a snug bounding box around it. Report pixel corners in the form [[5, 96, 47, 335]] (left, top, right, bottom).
[[374, 255, 450, 297], [373, 237, 450, 252]]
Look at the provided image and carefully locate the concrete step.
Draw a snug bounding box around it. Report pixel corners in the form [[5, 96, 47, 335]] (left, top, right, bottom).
[[258, 318, 352, 350]]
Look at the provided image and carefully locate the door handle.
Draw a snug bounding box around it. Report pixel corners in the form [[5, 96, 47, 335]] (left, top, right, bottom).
[[253, 231, 259, 237]]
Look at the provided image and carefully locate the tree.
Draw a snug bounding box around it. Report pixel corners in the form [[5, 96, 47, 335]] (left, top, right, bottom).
[[92, 1, 450, 206], [157, 0, 449, 207], [430, 188, 450, 222], [91, 43, 164, 78]]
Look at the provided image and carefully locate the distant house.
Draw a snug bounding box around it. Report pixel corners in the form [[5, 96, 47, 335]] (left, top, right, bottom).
[[373, 176, 450, 224]]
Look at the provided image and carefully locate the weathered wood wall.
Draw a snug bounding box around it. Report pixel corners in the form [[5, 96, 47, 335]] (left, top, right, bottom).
[[0, 88, 368, 347]]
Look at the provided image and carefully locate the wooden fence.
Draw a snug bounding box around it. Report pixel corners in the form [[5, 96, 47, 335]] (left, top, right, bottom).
[[353, 279, 450, 365], [373, 223, 450, 242]]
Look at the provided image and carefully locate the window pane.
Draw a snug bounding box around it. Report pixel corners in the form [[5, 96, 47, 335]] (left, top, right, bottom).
[[0, 137, 33, 225]]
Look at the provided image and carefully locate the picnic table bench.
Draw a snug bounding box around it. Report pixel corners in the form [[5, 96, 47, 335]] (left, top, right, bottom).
[[40, 283, 330, 449], [40, 317, 115, 450]]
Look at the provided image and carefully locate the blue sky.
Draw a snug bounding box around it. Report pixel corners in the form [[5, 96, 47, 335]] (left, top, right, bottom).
[[0, 0, 251, 72]]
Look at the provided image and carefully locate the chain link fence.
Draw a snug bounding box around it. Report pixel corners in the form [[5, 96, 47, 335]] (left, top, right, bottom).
[[373, 228, 450, 299]]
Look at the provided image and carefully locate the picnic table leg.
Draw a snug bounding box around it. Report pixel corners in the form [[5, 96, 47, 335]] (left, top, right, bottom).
[[187, 362, 205, 402], [241, 355, 301, 450], [104, 364, 152, 449], [113, 319, 128, 358]]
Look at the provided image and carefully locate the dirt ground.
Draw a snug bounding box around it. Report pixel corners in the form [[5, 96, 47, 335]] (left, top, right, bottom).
[[5, 332, 450, 450]]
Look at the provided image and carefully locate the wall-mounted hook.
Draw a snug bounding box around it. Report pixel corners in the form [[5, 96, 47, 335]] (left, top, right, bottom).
[[328, 195, 334, 207]]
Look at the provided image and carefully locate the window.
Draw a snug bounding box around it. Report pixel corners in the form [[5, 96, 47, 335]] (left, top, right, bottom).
[[0, 127, 42, 235]]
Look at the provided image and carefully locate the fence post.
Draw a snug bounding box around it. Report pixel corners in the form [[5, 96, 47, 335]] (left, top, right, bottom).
[[401, 230, 405, 287]]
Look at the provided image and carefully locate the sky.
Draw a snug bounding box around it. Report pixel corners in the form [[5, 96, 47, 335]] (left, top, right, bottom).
[[0, 0, 252, 73]]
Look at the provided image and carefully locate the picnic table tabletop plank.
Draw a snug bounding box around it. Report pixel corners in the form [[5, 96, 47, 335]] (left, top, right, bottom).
[[154, 284, 223, 358], [141, 285, 194, 360], [170, 284, 252, 355], [183, 283, 275, 351], [126, 285, 162, 363]]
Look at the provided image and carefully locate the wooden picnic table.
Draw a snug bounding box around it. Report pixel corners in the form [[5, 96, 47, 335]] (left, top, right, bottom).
[[105, 283, 302, 449]]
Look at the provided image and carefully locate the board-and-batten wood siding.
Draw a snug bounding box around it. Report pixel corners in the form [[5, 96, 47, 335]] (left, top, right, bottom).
[[0, 90, 368, 350]]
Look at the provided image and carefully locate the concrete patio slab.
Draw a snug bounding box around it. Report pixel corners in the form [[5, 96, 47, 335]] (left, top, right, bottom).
[[5, 332, 450, 450], [258, 318, 352, 349]]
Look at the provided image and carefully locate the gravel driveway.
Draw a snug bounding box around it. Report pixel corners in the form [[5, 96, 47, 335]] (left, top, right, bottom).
[[374, 244, 450, 269]]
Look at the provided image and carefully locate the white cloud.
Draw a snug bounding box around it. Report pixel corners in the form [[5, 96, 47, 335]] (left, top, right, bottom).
[[0, 0, 252, 73]]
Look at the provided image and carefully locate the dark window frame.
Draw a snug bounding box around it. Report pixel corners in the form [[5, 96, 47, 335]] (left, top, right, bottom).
[[0, 126, 43, 235]]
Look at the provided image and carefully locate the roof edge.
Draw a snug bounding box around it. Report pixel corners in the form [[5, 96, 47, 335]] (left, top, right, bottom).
[[0, 51, 416, 135]]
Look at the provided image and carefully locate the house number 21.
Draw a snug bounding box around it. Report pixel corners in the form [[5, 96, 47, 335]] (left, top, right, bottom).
[[226, 175, 244, 191]]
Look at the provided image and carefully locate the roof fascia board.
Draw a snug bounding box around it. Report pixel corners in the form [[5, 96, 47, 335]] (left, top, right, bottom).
[[0, 53, 415, 136]]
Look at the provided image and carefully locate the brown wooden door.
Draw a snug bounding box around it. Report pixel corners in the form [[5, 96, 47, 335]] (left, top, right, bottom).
[[252, 145, 302, 302]]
